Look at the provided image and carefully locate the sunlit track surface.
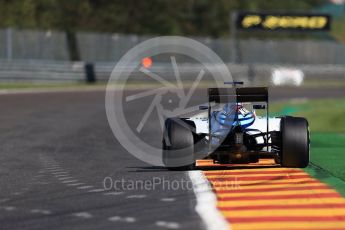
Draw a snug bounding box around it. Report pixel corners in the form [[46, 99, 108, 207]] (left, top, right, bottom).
[[202, 160, 345, 230], [0, 90, 204, 230], [0, 87, 345, 230]]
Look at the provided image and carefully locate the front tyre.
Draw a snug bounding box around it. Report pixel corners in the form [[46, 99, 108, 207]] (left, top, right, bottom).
[[162, 118, 195, 170], [280, 117, 310, 168]]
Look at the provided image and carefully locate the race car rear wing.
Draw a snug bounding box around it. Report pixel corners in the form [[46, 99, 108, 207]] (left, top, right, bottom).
[[208, 87, 268, 103]]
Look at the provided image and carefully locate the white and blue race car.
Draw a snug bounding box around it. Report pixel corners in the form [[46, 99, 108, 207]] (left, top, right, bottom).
[[162, 84, 310, 170]]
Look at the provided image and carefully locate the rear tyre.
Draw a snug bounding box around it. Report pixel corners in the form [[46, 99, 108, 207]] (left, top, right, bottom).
[[280, 116, 310, 168], [162, 118, 195, 170]]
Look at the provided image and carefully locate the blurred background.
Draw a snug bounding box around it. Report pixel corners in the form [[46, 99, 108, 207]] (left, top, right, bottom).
[[0, 0, 344, 86], [0, 2, 345, 230]]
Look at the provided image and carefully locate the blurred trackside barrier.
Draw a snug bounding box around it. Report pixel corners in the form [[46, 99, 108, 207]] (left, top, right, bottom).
[[0, 60, 344, 86], [0, 28, 69, 61], [0, 28, 344, 84], [1, 28, 345, 64]]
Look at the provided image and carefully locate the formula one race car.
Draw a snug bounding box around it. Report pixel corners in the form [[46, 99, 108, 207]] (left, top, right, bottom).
[[162, 83, 310, 170]]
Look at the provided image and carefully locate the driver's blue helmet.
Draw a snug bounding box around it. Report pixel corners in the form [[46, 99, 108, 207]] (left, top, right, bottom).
[[215, 103, 255, 128]]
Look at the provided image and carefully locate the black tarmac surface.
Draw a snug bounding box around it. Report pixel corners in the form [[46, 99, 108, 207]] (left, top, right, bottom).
[[0, 86, 344, 230]]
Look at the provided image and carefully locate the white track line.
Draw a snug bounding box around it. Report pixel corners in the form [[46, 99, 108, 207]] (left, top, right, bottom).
[[30, 209, 52, 215], [103, 191, 124, 196], [160, 198, 176, 202], [67, 183, 84, 186], [2, 206, 16, 211], [77, 185, 94, 190], [155, 221, 180, 229], [188, 171, 230, 230], [58, 177, 73, 180], [88, 189, 105, 193], [126, 194, 146, 199], [108, 216, 136, 223], [54, 173, 68, 180], [72, 212, 93, 219], [62, 180, 79, 184]]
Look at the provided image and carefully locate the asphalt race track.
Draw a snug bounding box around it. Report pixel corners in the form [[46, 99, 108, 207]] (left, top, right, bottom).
[[0, 87, 344, 230]]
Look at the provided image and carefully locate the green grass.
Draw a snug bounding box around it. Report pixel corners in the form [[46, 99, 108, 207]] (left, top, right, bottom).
[[309, 133, 345, 177], [270, 98, 345, 133], [306, 133, 345, 196], [270, 98, 345, 195]]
